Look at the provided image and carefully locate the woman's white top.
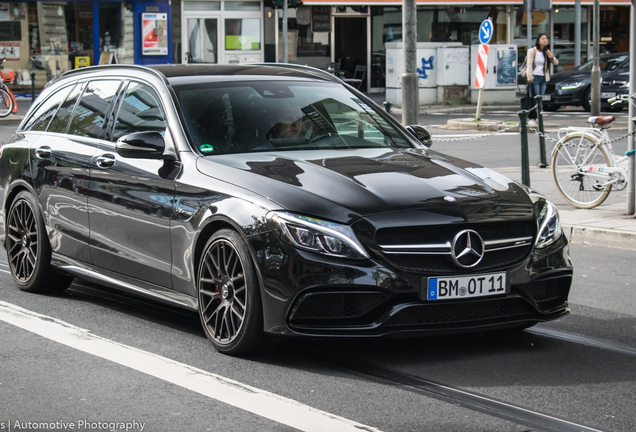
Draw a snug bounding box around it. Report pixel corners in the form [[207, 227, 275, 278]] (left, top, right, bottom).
[[533, 50, 545, 76]]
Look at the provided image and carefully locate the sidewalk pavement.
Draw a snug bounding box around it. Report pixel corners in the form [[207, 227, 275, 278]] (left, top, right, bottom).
[[3, 96, 636, 245]]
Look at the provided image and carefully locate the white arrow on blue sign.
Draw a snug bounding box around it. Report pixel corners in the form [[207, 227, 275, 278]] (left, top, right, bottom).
[[479, 19, 493, 45]]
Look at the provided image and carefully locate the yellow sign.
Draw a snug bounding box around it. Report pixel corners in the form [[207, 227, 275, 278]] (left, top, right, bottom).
[[522, 11, 547, 25], [75, 56, 90, 68]]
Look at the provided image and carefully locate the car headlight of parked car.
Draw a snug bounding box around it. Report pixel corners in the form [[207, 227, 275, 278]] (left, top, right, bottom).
[[535, 200, 563, 249], [558, 82, 586, 90], [269, 212, 370, 259]]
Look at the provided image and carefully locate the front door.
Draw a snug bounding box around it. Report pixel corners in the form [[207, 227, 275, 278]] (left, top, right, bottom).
[[88, 80, 176, 289], [335, 17, 368, 91]]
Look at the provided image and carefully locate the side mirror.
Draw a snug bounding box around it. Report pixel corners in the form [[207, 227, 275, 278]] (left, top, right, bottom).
[[116, 132, 165, 159], [406, 124, 432, 147]]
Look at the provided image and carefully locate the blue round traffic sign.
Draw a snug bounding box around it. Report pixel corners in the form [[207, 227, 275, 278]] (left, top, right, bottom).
[[479, 19, 493, 45]]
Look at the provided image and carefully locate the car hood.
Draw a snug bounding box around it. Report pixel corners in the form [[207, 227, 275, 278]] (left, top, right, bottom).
[[550, 69, 591, 84], [196, 148, 535, 224]]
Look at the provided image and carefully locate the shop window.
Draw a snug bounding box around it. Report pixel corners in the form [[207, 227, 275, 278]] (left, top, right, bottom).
[[99, 2, 134, 65], [48, 84, 84, 134], [225, 18, 260, 50], [23, 85, 74, 132], [552, 7, 588, 72], [277, 9, 331, 70], [69, 80, 121, 139], [112, 82, 167, 141]]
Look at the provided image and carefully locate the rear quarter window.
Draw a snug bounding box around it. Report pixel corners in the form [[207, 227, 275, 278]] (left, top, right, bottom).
[[22, 85, 74, 132]]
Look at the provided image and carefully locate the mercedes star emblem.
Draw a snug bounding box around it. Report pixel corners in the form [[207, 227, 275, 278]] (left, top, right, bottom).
[[451, 229, 485, 268]]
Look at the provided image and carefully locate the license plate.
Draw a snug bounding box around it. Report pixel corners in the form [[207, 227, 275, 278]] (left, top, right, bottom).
[[542, 94, 551, 101], [424, 272, 507, 300], [601, 92, 616, 99]]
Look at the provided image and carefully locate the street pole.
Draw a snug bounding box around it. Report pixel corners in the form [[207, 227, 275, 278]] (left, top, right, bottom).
[[591, 0, 601, 116], [627, 0, 636, 215], [402, 0, 419, 126], [526, 0, 532, 55], [282, 0, 288, 63], [575, 0, 581, 67]]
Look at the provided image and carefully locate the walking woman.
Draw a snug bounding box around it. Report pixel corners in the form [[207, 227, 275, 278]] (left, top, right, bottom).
[[525, 33, 558, 99]]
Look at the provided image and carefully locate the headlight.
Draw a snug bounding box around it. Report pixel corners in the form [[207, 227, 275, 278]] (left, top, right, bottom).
[[536, 201, 563, 249], [559, 82, 585, 90], [269, 212, 369, 259]]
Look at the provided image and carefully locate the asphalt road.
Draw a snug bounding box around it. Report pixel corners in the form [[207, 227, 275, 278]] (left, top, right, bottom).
[[1, 118, 635, 432]]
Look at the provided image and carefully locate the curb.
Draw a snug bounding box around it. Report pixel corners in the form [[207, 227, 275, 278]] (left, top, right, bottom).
[[0, 115, 24, 125], [563, 224, 636, 244]]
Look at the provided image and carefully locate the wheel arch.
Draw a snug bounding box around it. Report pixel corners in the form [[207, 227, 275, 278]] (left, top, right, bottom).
[[2, 180, 40, 245]]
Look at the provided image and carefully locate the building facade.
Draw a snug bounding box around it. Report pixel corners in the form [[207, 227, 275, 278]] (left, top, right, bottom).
[[1, 0, 631, 101]]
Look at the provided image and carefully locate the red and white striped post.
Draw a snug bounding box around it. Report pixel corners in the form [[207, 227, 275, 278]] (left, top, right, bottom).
[[474, 43, 489, 120]]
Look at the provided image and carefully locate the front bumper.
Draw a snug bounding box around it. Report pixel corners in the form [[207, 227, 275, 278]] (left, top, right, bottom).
[[250, 231, 572, 338]]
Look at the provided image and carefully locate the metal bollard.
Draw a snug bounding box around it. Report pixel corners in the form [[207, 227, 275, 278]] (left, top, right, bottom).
[[518, 110, 531, 187], [534, 95, 547, 168], [383, 101, 392, 113], [30, 72, 36, 104]]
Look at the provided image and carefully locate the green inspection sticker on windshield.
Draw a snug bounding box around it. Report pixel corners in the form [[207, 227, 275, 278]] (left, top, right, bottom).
[[199, 144, 214, 154]]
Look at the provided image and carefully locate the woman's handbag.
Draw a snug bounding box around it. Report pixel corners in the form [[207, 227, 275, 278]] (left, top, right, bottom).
[[520, 89, 538, 120]]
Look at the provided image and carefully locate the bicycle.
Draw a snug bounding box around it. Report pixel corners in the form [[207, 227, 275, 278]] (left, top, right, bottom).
[[550, 92, 636, 208], [0, 55, 18, 118]]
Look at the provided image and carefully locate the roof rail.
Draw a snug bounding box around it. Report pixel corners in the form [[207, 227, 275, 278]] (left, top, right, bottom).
[[54, 64, 169, 86], [250, 62, 341, 84]]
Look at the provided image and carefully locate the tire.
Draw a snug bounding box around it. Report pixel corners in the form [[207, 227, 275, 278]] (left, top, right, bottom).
[[551, 134, 612, 208], [197, 229, 264, 356], [582, 87, 591, 112], [0, 88, 14, 118], [5, 191, 74, 293]]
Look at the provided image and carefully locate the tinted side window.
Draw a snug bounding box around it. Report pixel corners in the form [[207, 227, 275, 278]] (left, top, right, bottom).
[[23, 85, 74, 132], [47, 83, 85, 134], [68, 80, 121, 138], [112, 82, 167, 141]]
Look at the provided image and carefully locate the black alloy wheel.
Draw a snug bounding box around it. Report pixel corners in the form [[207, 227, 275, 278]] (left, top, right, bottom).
[[197, 229, 264, 356], [6, 191, 73, 293]]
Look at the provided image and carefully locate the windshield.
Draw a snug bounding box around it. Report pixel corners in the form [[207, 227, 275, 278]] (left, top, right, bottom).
[[576, 54, 628, 71], [173, 81, 412, 155]]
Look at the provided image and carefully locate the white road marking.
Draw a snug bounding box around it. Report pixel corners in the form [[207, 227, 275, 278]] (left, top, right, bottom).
[[432, 133, 519, 138], [0, 300, 381, 432]]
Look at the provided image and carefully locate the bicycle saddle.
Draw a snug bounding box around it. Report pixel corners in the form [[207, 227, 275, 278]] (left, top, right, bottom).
[[587, 116, 615, 126]]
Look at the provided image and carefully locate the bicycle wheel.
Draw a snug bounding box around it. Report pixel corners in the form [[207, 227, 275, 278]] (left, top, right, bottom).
[[551, 133, 612, 208], [0, 87, 14, 118]]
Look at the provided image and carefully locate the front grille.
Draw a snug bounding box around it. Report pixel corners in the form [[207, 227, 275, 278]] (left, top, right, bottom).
[[289, 292, 388, 323], [384, 298, 537, 326], [545, 84, 556, 95], [376, 221, 535, 273], [376, 221, 532, 245]]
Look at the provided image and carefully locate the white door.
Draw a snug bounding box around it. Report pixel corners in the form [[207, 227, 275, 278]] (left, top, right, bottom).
[[184, 17, 220, 63]]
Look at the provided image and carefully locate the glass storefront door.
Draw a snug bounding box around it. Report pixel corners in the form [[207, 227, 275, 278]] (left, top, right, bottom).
[[186, 18, 220, 63]]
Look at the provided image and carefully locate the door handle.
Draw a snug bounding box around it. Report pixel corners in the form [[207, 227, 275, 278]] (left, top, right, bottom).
[[96, 154, 116, 168], [35, 146, 52, 158]]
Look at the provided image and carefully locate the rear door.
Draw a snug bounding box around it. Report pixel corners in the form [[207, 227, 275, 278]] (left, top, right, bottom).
[[88, 80, 177, 288], [28, 81, 102, 263]]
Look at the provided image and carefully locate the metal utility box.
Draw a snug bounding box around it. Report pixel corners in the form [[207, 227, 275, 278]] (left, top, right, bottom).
[[386, 42, 463, 106], [437, 47, 469, 86]]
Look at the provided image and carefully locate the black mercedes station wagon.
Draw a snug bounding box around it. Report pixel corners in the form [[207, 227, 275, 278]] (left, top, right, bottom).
[[0, 64, 572, 355]]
